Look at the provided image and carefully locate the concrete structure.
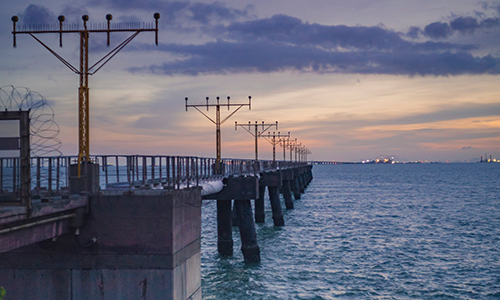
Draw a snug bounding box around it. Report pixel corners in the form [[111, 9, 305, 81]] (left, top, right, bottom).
[[1, 152, 313, 299], [206, 165, 314, 262], [210, 175, 260, 263], [0, 188, 202, 300]]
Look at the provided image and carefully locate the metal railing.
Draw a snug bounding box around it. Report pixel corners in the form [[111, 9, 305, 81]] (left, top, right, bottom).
[[0, 155, 307, 199]]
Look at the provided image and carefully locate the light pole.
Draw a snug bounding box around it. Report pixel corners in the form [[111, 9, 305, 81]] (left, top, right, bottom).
[[185, 96, 251, 174]]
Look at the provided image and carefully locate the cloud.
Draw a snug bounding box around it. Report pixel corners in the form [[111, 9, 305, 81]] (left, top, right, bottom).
[[382, 102, 500, 125], [224, 14, 413, 51], [406, 26, 422, 39], [481, 1, 500, 14], [123, 10, 500, 77], [420, 15, 500, 39], [450, 17, 479, 33], [86, 0, 252, 27], [19, 4, 56, 24], [424, 22, 452, 39], [22, 1, 488, 77], [130, 39, 499, 76], [461, 146, 475, 150]]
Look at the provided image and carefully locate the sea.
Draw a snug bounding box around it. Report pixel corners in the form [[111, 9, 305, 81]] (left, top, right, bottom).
[[200, 163, 500, 299]]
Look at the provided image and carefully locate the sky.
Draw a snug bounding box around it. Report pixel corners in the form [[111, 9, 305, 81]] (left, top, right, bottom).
[[1, 0, 499, 162]]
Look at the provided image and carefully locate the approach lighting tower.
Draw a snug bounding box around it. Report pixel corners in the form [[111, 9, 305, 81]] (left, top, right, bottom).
[[11, 13, 160, 175], [287, 138, 298, 162], [235, 121, 278, 164], [185, 96, 251, 174], [294, 142, 302, 162], [264, 131, 290, 163], [298, 146, 311, 162], [304, 147, 312, 162]]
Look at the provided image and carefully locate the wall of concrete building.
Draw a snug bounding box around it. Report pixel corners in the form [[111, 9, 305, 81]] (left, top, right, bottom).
[[0, 188, 202, 300]]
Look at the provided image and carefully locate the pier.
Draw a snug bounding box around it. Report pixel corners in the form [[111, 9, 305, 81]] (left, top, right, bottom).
[[0, 155, 312, 299], [1, 12, 313, 299]]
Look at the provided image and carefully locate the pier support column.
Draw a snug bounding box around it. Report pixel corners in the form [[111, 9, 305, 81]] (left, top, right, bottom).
[[212, 175, 259, 261], [217, 200, 233, 256], [268, 186, 284, 226], [235, 199, 261, 263], [291, 177, 301, 200], [254, 186, 266, 223], [231, 200, 239, 227], [298, 174, 305, 193], [282, 180, 294, 209]]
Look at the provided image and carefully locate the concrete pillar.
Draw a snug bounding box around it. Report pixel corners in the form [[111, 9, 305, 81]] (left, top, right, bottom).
[[268, 186, 284, 226], [217, 200, 233, 256], [254, 185, 266, 223], [231, 200, 239, 227], [298, 174, 305, 193], [291, 177, 301, 200], [282, 180, 294, 209], [234, 199, 261, 263]]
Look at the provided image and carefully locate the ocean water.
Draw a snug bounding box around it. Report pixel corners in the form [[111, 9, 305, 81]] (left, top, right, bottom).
[[201, 163, 500, 299]]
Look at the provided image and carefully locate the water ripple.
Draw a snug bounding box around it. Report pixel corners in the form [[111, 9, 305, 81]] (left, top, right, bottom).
[[202, 164, 500, 299]]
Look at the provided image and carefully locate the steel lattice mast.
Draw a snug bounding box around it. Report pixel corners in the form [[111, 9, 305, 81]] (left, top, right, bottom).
[[185, 96, 251, 174], [11, 13, 160, 175]]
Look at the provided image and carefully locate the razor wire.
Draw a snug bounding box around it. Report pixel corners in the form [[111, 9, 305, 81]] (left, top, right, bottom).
[[0, 85, 63, 194], [0, 85, 62, 157]]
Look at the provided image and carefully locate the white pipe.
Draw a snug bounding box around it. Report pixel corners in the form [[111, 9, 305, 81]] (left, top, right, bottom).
[[200, 180, 224, 196]]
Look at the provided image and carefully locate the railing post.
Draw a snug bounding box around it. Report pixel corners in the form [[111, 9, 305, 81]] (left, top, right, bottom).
[[115, 156, 120, 183], [159, 156, 162, 184], [186, 157, 190, 188], [13, 159, 17, 196], [0, 158, 3, 191], [56, 157, 60, 192], [178, 157, 182, 188], [48, 157, 53, 194], [142, 156, 147, 185], [151, 156, 155, 183], [103, 156, 108, 184], [66, 157, 71, 192], [36, 157, 41, 193], [167, 156, 171, 189], [127, 156, 132, 190], [196, 157, 199, 186]]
